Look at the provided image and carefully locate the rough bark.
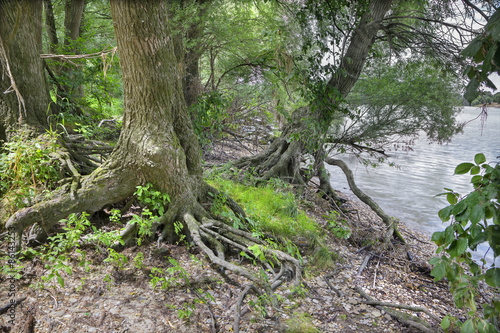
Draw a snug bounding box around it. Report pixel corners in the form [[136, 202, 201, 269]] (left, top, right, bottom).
[[0, 0, 52, 141], [234, 0, 394, 185]]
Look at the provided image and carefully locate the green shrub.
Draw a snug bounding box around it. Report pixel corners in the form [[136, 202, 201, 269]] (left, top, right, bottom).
[[430, 153, 500, 332]]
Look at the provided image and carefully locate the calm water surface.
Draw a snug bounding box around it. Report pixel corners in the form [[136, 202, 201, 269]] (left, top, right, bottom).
[[327, 106, 500, 263]]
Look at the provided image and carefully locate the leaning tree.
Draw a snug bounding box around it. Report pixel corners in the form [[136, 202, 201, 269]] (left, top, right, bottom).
[[6, 1, 301, 326], [234, 0, 394, 185]]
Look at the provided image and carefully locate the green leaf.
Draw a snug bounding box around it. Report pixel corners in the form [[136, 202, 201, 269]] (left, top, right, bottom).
[[441, 316, 450, 330], [475, 153, 486, 165], [464, 77, 480, 103], [462, 37, 483, 58], [485, 268, 500, 287], [455, 163, 475, 175], [439, 205, 454, 222], [471, 175, 483, 184], [452, 200, 467, 216], [452, 238, 468, 257], [447, 192, 458, 205], [470, 165, 480, 175], [470, 204, 485, 225], [431, 261, 446, 281], [445, 225, 455, 244], [470, 231, 488, 250], [431, 231, 444, 244], [57, 275, 65, 288]]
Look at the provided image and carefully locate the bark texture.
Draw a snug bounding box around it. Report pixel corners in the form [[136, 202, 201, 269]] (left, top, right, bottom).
[[0, 0, 51, 140]]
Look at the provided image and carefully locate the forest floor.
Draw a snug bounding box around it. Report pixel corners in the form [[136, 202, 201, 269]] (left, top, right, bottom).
[[0, 138, 489, 333]]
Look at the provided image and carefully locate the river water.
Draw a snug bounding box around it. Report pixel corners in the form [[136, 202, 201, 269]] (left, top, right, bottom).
[[327, 106, 500, 263]]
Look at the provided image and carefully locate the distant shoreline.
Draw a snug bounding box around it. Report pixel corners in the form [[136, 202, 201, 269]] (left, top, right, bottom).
[[468, 103, 500, 108]]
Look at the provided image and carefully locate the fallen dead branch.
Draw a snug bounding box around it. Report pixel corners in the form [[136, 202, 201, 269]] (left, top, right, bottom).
[[355, 286, 436, 333]]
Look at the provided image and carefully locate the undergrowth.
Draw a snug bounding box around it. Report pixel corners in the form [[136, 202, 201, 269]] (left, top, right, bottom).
[[205, 165, 338, 270], [0, 131, 63, 225]]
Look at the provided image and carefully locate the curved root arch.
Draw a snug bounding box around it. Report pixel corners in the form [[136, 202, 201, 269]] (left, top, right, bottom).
[[324, 157, 406, 245]]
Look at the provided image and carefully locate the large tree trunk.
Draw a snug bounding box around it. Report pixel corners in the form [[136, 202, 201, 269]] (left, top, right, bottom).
[[0, 0, 52, 141], [6, 3, 301, 319], [235, 0, 394, 185]]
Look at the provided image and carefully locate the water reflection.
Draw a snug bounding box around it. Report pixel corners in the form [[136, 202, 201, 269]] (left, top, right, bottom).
[[327, 106, 500, 263]]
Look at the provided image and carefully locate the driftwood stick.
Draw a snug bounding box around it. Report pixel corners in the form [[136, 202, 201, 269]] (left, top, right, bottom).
[[357, 253, 373, 277], [355, 286, 435, 333], [363, 300, 441, 323]]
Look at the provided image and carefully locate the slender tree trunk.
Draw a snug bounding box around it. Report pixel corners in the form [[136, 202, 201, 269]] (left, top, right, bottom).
[[58, 0, 85, 105], [0, 0, 51, 141], [43, 0, 58, 53]]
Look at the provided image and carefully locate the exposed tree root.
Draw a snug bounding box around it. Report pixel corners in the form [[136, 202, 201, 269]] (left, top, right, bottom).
[[6, 161, 302, 332], [233, 108, 312, 186], [5, 166, 136, 251], [324, 157, 406, 245]]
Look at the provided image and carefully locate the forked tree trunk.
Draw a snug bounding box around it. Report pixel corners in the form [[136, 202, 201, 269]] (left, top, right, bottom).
[[0, 0, 52, 141]]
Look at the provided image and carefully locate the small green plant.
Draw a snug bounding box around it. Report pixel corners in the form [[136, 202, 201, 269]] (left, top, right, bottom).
[[174, 221, 187, 244], [109, 208, 122, 224], [177, 302, 196, 321], [21, 213, 92, 289], [285, 312, 320, 333], [104, 248, 128, 269], [135, 183, 170, 216], [430, 153, 500, 333], [324, 210, 351, 239], [133, 252, 145, 269]]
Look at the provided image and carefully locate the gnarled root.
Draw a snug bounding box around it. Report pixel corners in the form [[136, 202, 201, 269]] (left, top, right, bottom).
[[5, 167, 136, 251], [234, 135, 305, 186], [324, 157, 406, 245], [184, 213, 302, 332], [7, 167, 302, 333]]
